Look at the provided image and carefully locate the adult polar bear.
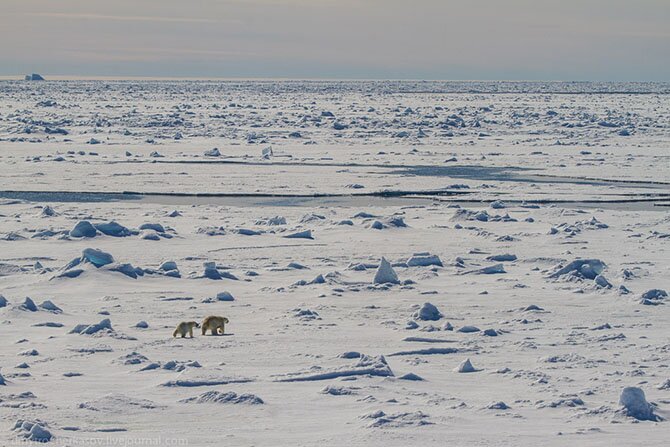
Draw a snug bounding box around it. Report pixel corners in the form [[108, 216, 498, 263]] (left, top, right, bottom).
[[201, 316, 229, 336], [172, 321, 200, 338]]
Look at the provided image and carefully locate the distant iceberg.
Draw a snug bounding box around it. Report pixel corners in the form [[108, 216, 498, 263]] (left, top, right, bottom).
[[24, 73, 45, 81]]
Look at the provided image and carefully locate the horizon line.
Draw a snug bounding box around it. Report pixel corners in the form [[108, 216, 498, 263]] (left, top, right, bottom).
[[1, 75, 667, 83]]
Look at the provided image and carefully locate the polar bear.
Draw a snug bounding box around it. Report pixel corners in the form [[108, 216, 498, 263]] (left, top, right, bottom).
[[173, 321, 200, 338], [201, 316, 229, 336]]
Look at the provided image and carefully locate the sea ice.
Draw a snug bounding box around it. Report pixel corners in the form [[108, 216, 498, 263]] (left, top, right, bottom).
[[619, 387, 660, 421], [94, 221, 131, 237], [180, 391, 263, 405], [407, 253, 443, 267], [70, 220, 97, 238], [413, 302, 443, 321], [70, 318, 113, 335], [81, 248, 115, 267], [454, 358, 479, 373], [373, 257, 399, 284]]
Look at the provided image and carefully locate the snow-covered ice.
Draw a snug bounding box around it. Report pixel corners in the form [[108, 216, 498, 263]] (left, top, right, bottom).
[[0, 80, 668, 446]]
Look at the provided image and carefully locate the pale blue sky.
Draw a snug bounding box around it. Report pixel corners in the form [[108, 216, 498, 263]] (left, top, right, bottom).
[[1, 0, 668, 80]]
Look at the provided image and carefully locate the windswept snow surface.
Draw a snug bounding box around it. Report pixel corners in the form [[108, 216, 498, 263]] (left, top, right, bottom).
[[0, 80, 668, 446]]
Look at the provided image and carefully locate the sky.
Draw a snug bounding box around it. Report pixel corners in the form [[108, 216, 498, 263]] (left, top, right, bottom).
[[1, 0, 669, 80]]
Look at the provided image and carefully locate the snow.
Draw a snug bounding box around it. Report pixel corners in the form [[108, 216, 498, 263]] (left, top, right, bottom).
[[0, 80, 668, 446]]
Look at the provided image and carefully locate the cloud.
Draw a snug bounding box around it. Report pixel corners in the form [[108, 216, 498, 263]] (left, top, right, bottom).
[[58, 46, 257, 62], [24, 12, 227, 24]]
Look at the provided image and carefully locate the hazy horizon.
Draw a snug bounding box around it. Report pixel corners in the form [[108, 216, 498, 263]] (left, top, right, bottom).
[[2, 0, 669, 81], [3, 76, 670, 83]]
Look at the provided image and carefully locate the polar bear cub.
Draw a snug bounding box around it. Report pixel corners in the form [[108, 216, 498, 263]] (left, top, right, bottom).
[[201, 316, 229, 336], [173, 321, 200, 338]]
